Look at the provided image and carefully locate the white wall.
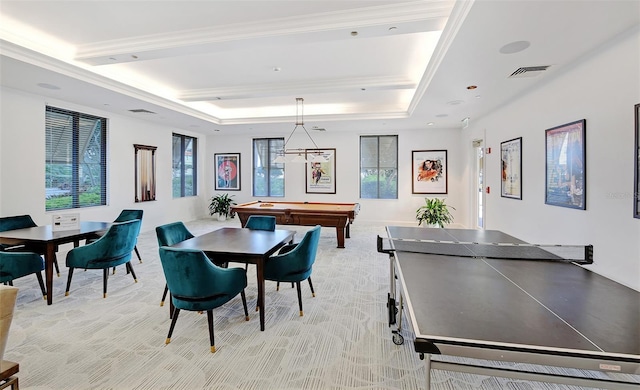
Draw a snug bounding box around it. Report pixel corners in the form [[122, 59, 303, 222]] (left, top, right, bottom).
[[0, 87, 207, 234], [463, 28, 640, 290], [206, 126, 467, 227]]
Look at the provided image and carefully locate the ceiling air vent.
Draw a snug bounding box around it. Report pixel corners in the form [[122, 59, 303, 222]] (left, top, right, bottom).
[[128, 109, 156, 114], [508, 65, 550, 78]]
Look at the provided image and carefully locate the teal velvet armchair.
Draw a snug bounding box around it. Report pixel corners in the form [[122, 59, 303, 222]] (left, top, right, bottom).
[[245, 215, 276, 231], [158, 247, 249, 353], [0, 214, 60, 276], [65, 219, 141, 298], [87, 209, 144, 263], [243, 215, 277, 272], [264, 225, 321, 316], [155, 221, 195, 306], [0, 251, 47, 300]]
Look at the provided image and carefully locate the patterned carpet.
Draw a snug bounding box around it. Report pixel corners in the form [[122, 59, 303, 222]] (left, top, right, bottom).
[[4, 219, 637, 389]]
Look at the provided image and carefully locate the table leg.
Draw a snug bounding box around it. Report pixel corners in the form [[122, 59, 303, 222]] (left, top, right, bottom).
[[336, 227, 345, 248], [346, 221, 351, 238], [256, 259, 265, 331], [424, 353, 432, 390], [45, 243, 56, 305]]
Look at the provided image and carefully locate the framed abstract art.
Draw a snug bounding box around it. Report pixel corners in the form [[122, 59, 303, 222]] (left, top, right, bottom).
[[412, 150, 448, 194]]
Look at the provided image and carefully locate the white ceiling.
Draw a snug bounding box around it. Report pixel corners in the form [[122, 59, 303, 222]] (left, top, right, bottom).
[[1, 0, 638, 136]]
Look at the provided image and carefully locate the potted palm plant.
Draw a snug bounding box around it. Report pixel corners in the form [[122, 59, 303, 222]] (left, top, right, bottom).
[[209, 193, 236, 221], [416, 198, 455, 228]]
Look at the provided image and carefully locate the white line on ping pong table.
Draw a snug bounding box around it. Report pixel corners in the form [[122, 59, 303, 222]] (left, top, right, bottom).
[[481, 258, 605, 353], [389, 237, 586, 248]]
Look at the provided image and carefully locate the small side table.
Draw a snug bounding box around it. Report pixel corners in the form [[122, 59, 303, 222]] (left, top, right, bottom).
[[0, 361, 19, 390]]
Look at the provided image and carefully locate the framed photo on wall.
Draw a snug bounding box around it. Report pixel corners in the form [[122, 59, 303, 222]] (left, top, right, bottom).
[[545, 119, 586, 210], [635, 103, 640, 218], [214, 153, 241, 191], [306, 149, 336, 194], [500, 137, 522, 200], [412, 150, 448, 194]]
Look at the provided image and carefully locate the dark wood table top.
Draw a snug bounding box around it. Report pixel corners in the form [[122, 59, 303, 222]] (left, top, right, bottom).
[[171, 227, 295, 258], [0, 221, 110, 243]]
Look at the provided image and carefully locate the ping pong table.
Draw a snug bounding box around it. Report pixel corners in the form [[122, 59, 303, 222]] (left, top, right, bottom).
[[379, 226, 640, 389]]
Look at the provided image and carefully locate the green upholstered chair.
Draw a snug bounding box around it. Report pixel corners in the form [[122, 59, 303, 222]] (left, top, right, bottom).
[[243, 215, 277, 273], [0, 251, 47, 300], [264, 225, 321, 317], [65, 219, 141, 298], [0, 214, 60, 276], [87, 209, 144, 263], [245, 215, 276, 231], [158, 246, 249, 353], [155, 222, 195, 307]]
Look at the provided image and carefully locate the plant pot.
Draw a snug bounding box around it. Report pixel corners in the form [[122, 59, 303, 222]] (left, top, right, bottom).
[[217, 214, 227, 221]]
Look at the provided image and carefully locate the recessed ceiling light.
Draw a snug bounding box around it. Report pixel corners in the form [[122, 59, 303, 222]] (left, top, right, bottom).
[[435, 114, 448, 118], [351, 31, 358, 37], [466, 85, 477, 90], [446, 100, 464, 106], [475, 95, 481, 99], [273, 67, 281, 72], [131, 54, 138, 59], [37, 83, 60, 90], [214, 129, 220, 132], [388, 26, 397, 31], [361, 88, 366, 91], [499, 40, 531, 54], [427, 122, 434, 126]]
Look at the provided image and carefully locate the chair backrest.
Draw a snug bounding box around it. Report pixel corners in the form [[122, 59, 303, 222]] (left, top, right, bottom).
[[0, 251, 44, 283], [0, 215, 37, 233], [272, 225, 321, 267], [66, 219, 141, 269], [155, 222, 195, 247], [114, 209, 143, 223], [158, 247, 241, 300], [245, 215, 276, 231]]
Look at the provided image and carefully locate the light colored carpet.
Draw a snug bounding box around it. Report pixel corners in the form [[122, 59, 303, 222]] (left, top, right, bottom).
[[4, 219, 638, 389]]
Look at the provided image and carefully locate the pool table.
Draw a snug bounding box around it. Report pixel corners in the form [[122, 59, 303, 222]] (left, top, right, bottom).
[[231, 201, 360, 248]]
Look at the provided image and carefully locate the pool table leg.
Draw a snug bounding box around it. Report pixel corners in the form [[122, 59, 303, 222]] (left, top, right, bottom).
[[336, 227, 345, 248]]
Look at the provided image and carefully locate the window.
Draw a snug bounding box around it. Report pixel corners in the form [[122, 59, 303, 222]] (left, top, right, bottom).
[[360, 135, 398, 199], [172, 133, 197, 197], [45, 106, 107, 211], [253, 138, 284, 197]]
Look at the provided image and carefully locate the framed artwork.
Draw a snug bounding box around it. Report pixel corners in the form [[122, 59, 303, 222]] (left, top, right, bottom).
[[214, 153, 240, 191], [635, 104, 640, 218], [545, 119, 586, 210], [306, 149, 336, 194], [500, 137, 522, 199], [412, 150, 448, 194]]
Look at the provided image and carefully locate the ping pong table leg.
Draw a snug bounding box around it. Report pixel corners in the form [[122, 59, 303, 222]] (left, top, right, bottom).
[[388, 253, 397, 325], [424, 353, 432, 390]]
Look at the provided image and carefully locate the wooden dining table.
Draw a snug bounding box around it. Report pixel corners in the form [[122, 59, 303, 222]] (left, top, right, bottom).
[[0, 221, 110, 305], [170, 227, 295, 331]]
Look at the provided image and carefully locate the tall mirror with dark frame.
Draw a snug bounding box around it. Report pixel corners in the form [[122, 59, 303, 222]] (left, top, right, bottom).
[[134, 144, 157, 202]]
